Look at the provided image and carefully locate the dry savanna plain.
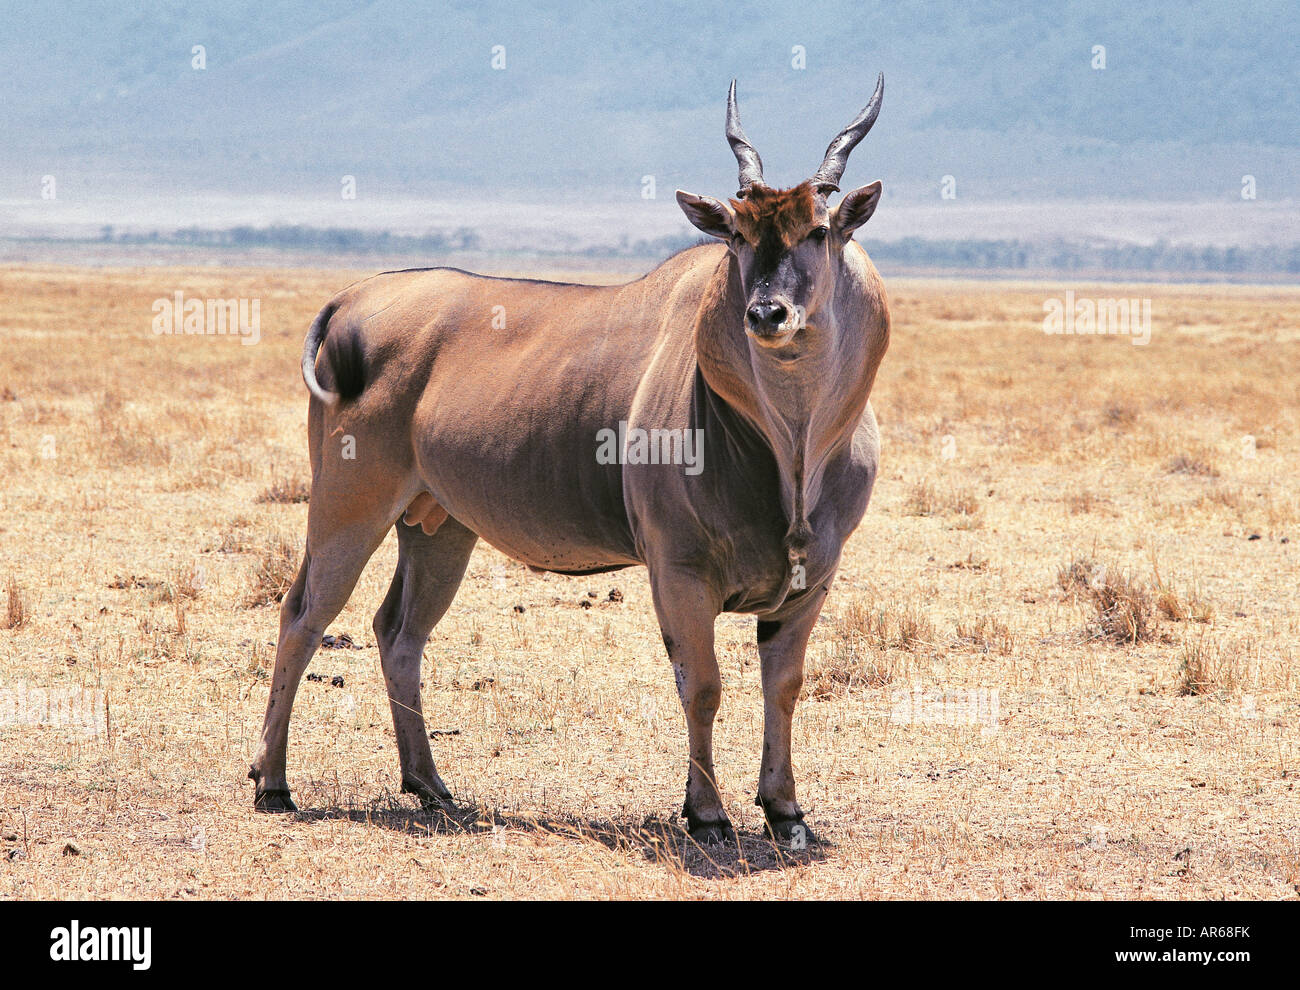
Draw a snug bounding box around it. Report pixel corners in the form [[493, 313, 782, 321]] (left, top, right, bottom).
[[1, 263, 1298, 899]]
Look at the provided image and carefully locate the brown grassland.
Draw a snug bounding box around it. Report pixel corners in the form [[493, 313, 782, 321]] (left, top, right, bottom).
[[1, 264, 1298, 899]]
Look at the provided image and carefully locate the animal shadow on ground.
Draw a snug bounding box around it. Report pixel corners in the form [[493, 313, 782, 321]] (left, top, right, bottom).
[[290, 790, 829, 880]]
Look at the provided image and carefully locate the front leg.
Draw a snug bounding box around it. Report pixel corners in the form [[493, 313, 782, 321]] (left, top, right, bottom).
[[755, 582, 830, 842], [649, 569, 732, 844]]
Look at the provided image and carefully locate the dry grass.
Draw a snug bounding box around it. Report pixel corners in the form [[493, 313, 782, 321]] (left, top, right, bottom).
[[1086, 567, 1156, 644], [805, 641, 893, 700], [2, 267, 1299, 899], [1151, 558, 1215, 625], [842, 597, 935, 653], [244, 538, 300, 607], [954, 613, 1016, 655], [1057, 554, 1100, 597], [3, 575, 27, 630], [805, 597, 933, 699], [153, 562, 203, 604], [1155, 589, 1214, 624], [255, 474, 311, 505], [1064, 491, 1092, 514], [1177, 633, 1245, 697], [1167, 451, 1221, 478], [903, 480, 983, 526], [1056, 555, 1167, 644]]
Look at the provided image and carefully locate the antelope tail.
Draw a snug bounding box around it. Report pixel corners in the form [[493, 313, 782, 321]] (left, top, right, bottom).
[[301, 303, 364, 407]]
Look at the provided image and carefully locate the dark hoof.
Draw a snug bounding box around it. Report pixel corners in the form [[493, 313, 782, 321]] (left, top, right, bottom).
[[402, 779, 454, 812], [766, 817, 816, 847], [687, 821, 736, 845], [253, 789, 297, 813]]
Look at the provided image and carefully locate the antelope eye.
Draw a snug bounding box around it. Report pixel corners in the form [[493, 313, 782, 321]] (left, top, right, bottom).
[[807, 226, 829, 242]]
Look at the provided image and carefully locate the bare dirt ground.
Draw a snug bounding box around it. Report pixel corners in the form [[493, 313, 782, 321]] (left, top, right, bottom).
[[1, 264, 1297, 899]]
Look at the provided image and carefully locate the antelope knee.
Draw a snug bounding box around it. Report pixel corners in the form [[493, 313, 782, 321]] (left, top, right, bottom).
[[685, 679, 721, 720]]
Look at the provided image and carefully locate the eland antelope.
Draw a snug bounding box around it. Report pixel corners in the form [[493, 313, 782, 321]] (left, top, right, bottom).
[[250, 75, 891, 843]]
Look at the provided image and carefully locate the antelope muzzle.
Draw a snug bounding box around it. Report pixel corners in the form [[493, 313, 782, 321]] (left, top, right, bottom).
[[745, 295, 800, 344]]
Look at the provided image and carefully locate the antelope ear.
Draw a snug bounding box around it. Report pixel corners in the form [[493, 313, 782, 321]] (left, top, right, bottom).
[[676, 190, 736, 240], [832, 181, 882, 239]]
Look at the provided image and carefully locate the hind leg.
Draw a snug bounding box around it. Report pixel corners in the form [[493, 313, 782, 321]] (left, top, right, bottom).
[[249, 488, 399, 811], [372, 514, 478, 809]]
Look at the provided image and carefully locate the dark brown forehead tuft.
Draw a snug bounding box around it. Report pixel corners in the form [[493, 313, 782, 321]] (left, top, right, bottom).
[[730, 181, 820, 249]]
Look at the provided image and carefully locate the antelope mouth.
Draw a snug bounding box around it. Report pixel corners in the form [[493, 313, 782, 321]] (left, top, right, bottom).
[[745, 321, 801, 348], [746, 313, 811, 358]]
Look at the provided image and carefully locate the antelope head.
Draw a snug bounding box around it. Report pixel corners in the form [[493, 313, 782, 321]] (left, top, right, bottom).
[[676, 74, 884, 351]]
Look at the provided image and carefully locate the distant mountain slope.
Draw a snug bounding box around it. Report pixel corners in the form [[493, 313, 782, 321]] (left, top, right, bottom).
[[0, 0, 1295, 202]]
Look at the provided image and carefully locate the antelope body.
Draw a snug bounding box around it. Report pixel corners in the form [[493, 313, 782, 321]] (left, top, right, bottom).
[[250, 77, 891, 841]]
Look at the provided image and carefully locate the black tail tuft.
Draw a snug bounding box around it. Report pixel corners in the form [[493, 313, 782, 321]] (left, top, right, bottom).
[[324, 327, 366, 403]]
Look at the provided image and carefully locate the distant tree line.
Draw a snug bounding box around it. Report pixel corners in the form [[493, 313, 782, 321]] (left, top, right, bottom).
[[585, 234, 1300, 275], [860, 237, 1300, 275], [87, 225, 1300, 275], [104, 224, 482, 253], [579, 234, 708, 258]]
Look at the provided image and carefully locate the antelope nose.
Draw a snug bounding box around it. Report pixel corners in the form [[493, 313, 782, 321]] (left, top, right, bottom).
[[746, 300, 788, 330]]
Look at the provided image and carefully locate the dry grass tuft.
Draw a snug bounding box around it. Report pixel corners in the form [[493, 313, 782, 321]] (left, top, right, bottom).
[[1178, 634, 1242, 696], [903, 480, 940, 516], [805, 642, 893, 700], [805, 598, 935, 699], [1153, 582, 1214, 624], [1056, 554, 1099, 597], [1167, 451, 1220, 478], [209, 521, 259, 554], [153, 562, 203, 604], [904, 480, 982, 525], [255, 475, 311, 505], [1060, 554, 1212, 644], [1086, 567, 1155, 644], [3, 574, 28, 630], [890, 601, 935, 651], [1150, 554, 1215, 624], [1102, 402, 1138, 429], [954, 614, 1016, 655], [1065, 490, 1102, 515], [1200, 485, 1242, 511], [835, 598, 934, 653], [946, 486, 982, 518], [244, 538, 300, 607]]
